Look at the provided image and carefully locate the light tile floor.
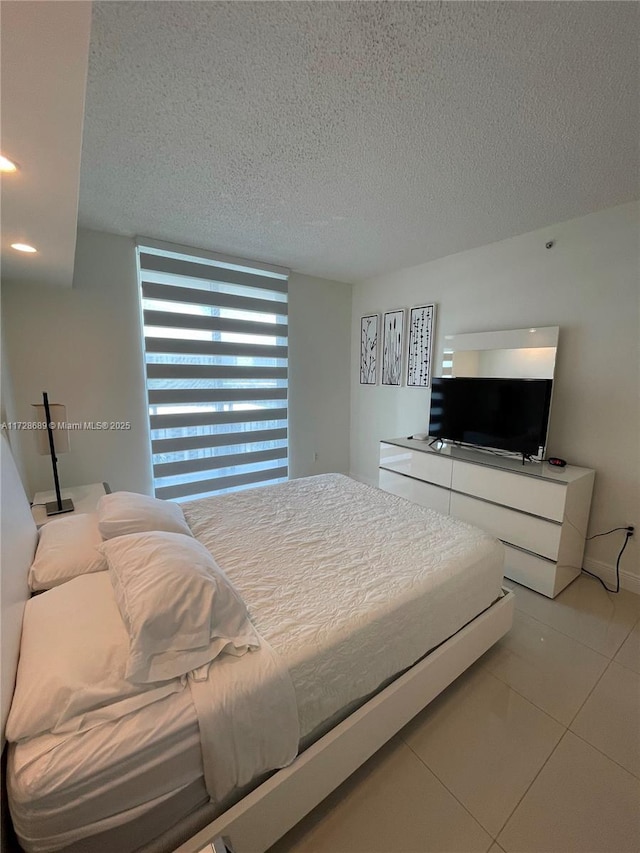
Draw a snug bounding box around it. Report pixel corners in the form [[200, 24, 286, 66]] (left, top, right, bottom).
[[270, 575, 640, 853]]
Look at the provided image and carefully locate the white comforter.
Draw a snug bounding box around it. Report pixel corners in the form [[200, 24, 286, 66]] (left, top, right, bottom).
[[184, 473, 504, 740]]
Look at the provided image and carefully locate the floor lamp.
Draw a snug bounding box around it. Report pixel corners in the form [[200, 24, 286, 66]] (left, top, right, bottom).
[[32, 392, 74, 516]]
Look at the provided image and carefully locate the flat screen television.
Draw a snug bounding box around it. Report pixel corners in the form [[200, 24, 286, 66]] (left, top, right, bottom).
[[428, 377, 553, 456]]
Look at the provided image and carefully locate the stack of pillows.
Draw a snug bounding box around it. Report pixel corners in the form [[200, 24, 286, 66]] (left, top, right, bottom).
[[7, 492, 259, 742]]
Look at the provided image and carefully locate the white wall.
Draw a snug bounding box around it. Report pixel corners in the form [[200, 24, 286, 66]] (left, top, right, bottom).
[[0, 301, 28, 484], [288, 273, 351, 478], [1, 229, 352, 497], [350, 202, 639, 582], [2, 230, 153, 495]]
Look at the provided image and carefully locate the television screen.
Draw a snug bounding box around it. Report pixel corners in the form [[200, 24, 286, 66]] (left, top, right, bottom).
[[428, 377, 553, 456]]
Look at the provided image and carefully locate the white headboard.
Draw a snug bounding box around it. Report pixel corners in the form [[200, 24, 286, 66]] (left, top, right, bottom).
[[1, 433, 37, 747]]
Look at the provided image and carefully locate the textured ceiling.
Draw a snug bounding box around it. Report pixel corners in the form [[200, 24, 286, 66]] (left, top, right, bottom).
[[79, 1, 639, 283], [1, 1, 91, 287]]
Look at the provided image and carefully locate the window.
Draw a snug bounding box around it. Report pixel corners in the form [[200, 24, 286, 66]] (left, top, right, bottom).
[[137, 243, 289, 501]]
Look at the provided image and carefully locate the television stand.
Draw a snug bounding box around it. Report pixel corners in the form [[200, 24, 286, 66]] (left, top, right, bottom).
[[378, 438, 595, 598]]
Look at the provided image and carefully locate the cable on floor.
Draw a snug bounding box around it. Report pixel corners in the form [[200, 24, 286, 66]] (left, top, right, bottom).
[[582, 526, 634, 594]]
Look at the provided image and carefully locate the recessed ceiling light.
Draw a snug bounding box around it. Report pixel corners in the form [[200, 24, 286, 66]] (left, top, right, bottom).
[[0, 155, 18, 173], [529, 328, 537, 333], [11, 242, 37, 253]]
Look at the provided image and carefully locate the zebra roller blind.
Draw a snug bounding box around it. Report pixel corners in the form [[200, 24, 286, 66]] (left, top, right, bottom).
[[138, 243, 289, 501]]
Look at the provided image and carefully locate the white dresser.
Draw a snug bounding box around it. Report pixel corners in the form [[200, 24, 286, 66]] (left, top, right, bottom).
[[379, 439, 595, 598]]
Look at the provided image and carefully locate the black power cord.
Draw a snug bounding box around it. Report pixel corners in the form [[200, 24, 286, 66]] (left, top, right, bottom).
[[582, 526, 635, 594]]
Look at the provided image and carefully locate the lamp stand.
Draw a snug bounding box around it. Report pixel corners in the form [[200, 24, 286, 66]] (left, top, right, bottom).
[[42, 392, 74, 516]]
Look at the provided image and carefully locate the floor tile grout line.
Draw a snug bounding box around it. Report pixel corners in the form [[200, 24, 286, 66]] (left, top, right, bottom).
[[563, 656, 640, 779], [400, 735, 499, 843], [569, 726, 640, 782], [612, 616, 640, 658], [565, 656, 613, 729], [477, 660, 580, 728], [511, 602, 623, 661], [608, 615, 640, 658], [399, 667, 567, 842], [508, 580, 640, 659], [403, 582, 640, 851], [493, 728, 572, 844], [610, 656, 640, 676], [401, 661, 638, 850]]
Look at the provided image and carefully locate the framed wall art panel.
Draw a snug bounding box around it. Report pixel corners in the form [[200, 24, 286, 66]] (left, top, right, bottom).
[[360, 314, 379, 385], [407, 304, 436, 388], [382, 310, 405, 386]]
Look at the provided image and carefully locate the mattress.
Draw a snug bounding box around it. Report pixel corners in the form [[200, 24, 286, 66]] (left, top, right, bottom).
[[8, 689, 208, 852], [9, 474, 504, 852]]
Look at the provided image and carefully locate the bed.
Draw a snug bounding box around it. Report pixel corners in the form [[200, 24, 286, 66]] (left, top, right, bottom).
[[1, 434, 513, 853]]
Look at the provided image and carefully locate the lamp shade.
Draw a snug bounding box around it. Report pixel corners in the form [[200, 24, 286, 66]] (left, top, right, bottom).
[[31, 403, 70, 455]]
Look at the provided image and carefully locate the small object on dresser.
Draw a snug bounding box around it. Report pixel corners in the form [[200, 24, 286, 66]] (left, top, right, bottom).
[[548, 457, 567, 467]]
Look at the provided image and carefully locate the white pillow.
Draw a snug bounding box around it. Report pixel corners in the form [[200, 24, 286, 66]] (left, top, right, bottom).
[[102, 531, 260, 683], [97, 490, 193, 540], [28, 513, 107, 591], [5, 573, 184, 742]]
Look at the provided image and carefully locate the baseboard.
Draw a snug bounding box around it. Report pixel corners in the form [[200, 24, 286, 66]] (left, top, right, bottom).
[[582, 557, 640, 595]]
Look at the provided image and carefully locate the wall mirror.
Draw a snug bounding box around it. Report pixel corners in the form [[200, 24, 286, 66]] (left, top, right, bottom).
[[442, 326, 559, 380]]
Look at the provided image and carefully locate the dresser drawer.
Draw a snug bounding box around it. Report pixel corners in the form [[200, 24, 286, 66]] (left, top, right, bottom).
[[504, 545, 580, 598], [379, 444, 452, 488], [379, 469, 450, 515], [450, 492, 561, 561], [451, 460, 566, 522]]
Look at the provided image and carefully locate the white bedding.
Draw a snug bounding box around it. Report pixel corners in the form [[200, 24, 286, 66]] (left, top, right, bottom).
[[8, 689, 205, 852], [9, 650, 298, 853], [185, 474, 504, 738], [8, 586, 297, 853], [6, 573, 187, 743], [9, 474, 504, 852], [190, 637, 299, 804]]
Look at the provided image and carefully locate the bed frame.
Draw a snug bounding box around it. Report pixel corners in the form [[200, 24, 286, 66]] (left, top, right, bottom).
[[0, 433, 514, 853], [176, 588, 513, 853]]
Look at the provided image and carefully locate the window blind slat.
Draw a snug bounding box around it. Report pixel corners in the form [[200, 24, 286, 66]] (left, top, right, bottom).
[[139, 252, 288, 294], [156, 465, 289, 500], [152, 427, 287, 455], [139, 243, 288, 501], [142, 282, 288, 316], [146, 364, 287, 381], [150, 407, 288, 431], [143, 311, 288, 339], [148, 388, 287, 405], [144, 338, 288, 359], [154, 447, 287, 478]]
